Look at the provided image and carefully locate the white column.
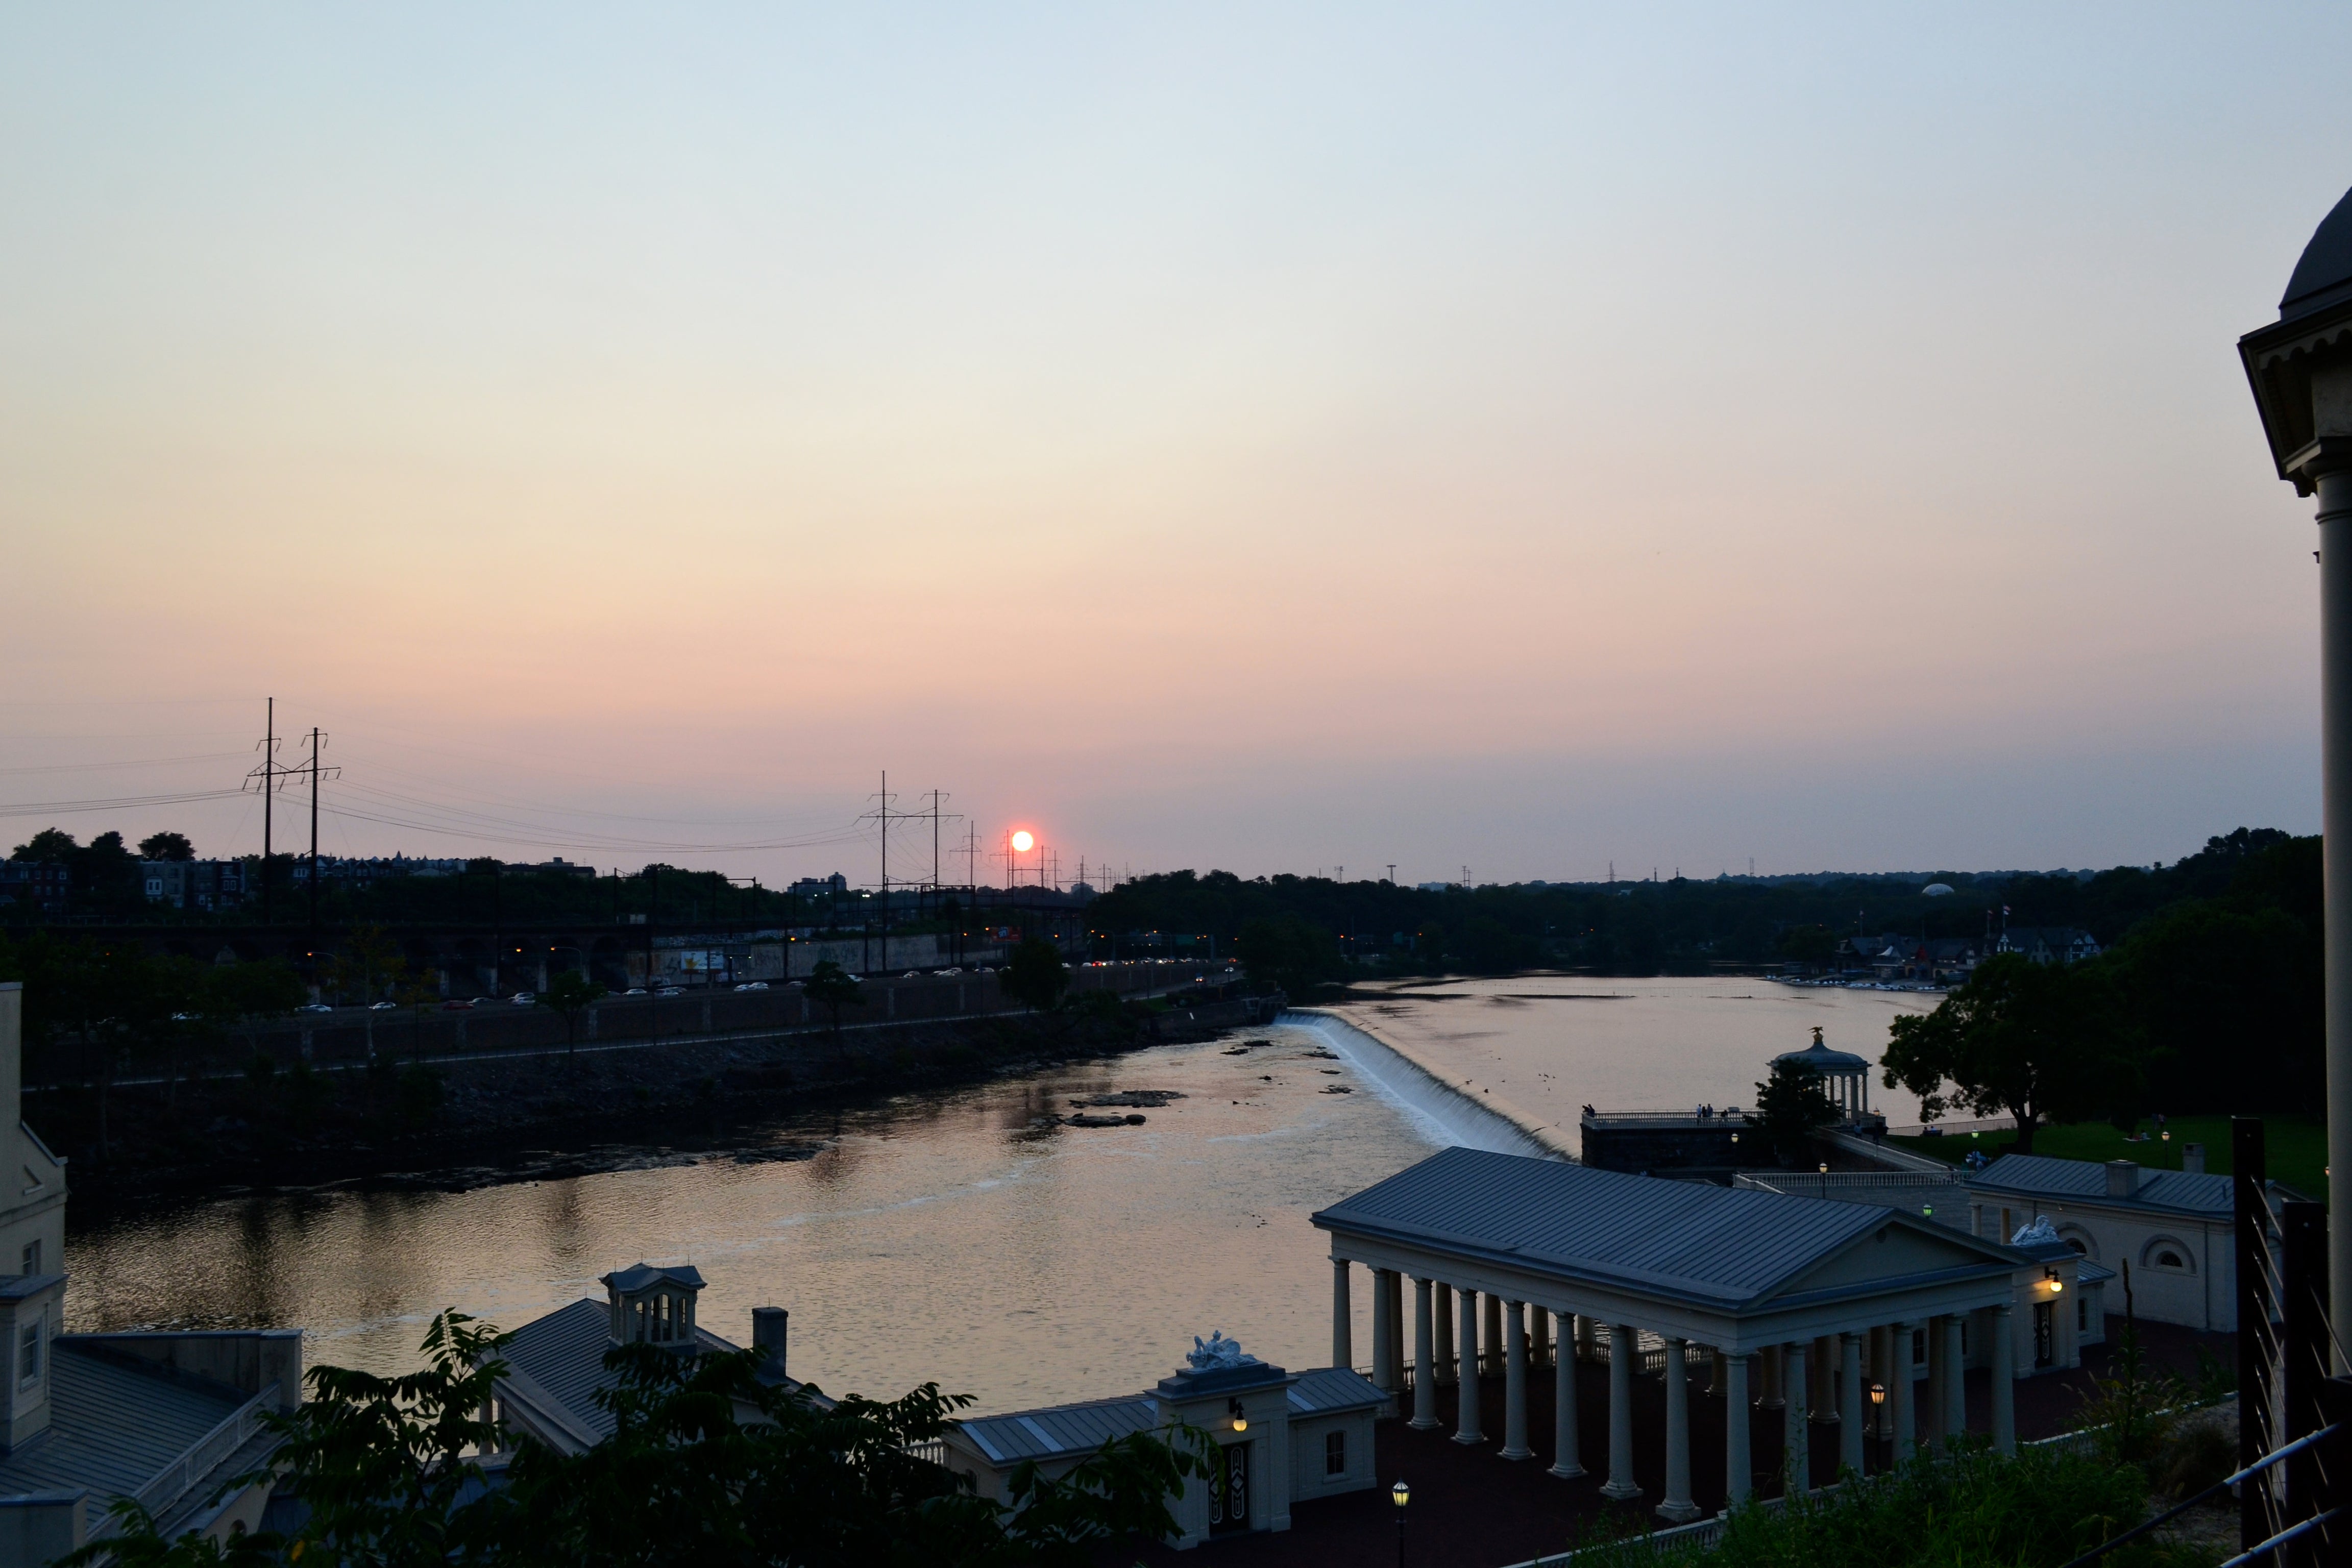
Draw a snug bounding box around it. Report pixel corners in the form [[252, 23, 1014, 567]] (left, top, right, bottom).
[[1659, 1337, 1699, 1523], [1454, 1288, 1484, 1444], [1724, 1352, 1753, 1506], [1942, 1315, 1965, 1439], [1502, 1301, 1531, 1459], [1992, 1306, 2016, 1454], [1372, 1269, 1396, 1393], [1783, 1340, 1809, 1491], [1549, 1309, 1583, 1479], [1331, 1260, 1352, 1369], [1389, 1271, 1407, 1386], [1435, 1284, 1456, 1385], [1839, 1334, 1864, 1475], [1603, 1324, 1640, 1499], [1891, 1322, 1916, 1460], [1411, 1279, 1439, 1430]]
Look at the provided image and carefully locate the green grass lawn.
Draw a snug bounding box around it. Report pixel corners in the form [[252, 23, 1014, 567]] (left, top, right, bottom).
[[1885, 1114, 2328, 1202]]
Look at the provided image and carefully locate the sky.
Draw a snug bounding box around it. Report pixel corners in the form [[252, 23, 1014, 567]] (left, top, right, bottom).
[[4, 4, 2349, 889]]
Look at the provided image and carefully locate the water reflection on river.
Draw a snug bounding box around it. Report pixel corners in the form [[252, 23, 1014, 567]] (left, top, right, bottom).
[[66, 1027, 1433, 1412], [63, 979, 1948, 1414]]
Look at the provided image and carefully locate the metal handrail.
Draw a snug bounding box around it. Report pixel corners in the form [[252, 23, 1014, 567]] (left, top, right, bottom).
[[2217, 1506, 2345, 1568], [2056, 1422, 2342, 1568]]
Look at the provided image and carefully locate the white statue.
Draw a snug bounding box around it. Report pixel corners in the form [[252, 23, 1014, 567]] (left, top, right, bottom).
[[1187, 1331, 1255, 1370], [2011, 1214, 2061, 1248]]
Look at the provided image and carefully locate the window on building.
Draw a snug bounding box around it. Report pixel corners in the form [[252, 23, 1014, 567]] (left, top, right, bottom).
[[18, 1320, 40, 1389], [18, 1242, 36, 1277], [1325, 1430, 1346, 1476], [2065, 1238, 2088, 1256]]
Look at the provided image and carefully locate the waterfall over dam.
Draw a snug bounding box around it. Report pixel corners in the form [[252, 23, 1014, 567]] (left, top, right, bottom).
[[1280, 1009, 1566, 1160]]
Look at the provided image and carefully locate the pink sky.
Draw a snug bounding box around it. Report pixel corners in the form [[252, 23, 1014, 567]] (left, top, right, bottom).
[[2, 5, 2345, 886]]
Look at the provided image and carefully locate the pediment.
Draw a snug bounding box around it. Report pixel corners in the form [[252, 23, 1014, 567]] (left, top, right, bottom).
[[1766, 1216, 2011, 1301]]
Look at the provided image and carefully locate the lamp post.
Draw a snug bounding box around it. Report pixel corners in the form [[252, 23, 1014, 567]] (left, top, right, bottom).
[[2241, 183, 2352, 1362], [1868, 1382, 1886, 1473], [1391, 1479, 1409, 1568]]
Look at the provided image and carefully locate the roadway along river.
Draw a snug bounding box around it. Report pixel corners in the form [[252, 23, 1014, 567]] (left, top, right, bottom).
[[60, 979, 1940, 1415]]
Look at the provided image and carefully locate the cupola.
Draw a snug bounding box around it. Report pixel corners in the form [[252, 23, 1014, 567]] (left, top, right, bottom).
[[601, 1262, 706, 1349]]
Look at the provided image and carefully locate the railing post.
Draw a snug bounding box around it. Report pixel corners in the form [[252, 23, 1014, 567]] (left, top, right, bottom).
[[2238, 1115, 2273, 1559], [2284, 1200, 2330, 1564]]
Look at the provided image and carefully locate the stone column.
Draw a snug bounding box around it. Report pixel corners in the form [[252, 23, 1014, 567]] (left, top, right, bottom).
[[1454, 1288, 1484, 1444], [1659, 1338, 1699, 1523], [1941, 1315, 1965, 1440], [1411, 1279, 1439, 1430], [1603, 1324, 1640, 1499], [1783, 1340, 1809, 1491], [1549, 1310, 1584, 1479], [1891, 1322, 1916, 1461], [1502, 1302, 1531, 1460], [1372, 1269, 1395, 1392], [1435, 1285, 1456, 1385], [1991, 1306, 2016, 1455], [1331, 1261, 1352, 1369], [1839, 1334, 1865, 1475], [1724, 1352, 1753, 1506], [1484, 1293, 1505, 1377]]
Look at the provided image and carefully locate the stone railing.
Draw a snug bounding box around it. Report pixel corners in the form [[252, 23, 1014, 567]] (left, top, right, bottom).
[[102, 1388, 278, 1536]]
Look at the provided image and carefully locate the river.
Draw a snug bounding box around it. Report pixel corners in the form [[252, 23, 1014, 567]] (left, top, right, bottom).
[[61, 977, 1939, 1414]]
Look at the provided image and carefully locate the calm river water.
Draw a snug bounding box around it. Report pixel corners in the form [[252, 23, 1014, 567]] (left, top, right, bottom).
[[62, 978, 1939, 1414]]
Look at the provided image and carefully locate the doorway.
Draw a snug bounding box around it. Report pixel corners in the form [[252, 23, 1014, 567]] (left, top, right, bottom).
[[1208, 1441, 1252, 1535]]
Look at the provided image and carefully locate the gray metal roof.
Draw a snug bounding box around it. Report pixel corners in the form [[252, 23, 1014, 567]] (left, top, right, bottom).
[[498, 1298, 741, 1446], [601, 1263, 705, 1294], [1315, 1147, 2009, 1310], [1286, 1367, 1382, 1417], [1968, 1155, 2230, 1217], [954, 1395, 1157, 1465], [0, 1343, 248, 1535]]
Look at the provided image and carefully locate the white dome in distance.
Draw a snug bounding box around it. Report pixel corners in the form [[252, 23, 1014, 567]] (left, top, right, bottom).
[[1921, 883, 1955, 897]]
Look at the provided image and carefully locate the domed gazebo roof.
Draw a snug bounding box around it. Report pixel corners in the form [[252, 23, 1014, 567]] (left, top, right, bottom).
[[1772, 1030, 1868, 1075], [2282, 185, 2352, 323]]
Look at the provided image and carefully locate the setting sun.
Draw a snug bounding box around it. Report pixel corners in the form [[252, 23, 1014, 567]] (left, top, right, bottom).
[[1010, 830, 1035, 853]]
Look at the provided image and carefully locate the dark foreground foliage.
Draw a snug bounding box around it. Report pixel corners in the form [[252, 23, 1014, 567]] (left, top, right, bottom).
[[69, 1312, 1209, 1568]]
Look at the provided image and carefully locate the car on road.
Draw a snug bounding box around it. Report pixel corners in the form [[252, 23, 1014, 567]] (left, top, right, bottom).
[[654, 987, 683, 998], [510, 992, 535, 1005], [623, 987, 647, 996], [933, 968, 961, 976], [733, 982, 768, 992], [298, 1002, 334, 1014], [370, 1000, 398, 1010]]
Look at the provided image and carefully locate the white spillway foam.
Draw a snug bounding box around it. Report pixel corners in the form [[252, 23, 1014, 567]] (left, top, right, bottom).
[[1277, 1010, 1562, 1160]]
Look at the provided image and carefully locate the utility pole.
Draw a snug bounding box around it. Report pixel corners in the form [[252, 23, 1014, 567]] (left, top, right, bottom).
[[1387, 864, 1396, 884], [244, 698, 290, 924], [305, 727, 340, 953]]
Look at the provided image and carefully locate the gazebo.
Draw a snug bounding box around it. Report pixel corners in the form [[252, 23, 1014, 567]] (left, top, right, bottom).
[[1317, 1148, 2028, 1521], [1772, 1027, 1874, 1122]]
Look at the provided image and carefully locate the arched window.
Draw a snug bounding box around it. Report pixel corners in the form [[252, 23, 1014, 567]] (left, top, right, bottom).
[[2140, 1237, 2195, 1274]]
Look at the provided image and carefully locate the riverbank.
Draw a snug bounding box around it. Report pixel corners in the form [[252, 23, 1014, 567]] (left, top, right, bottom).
[[45, 997, 1262, 1208]]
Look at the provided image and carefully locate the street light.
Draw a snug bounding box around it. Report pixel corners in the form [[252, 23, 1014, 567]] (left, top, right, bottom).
[[1392, 1480, 1409, 1568], [2241, 184, 2352, 1348], [1868, 1382, 1886, 1472]]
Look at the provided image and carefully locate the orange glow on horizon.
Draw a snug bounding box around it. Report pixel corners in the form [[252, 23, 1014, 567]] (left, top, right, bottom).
[[1010, 830, 1035, 853]]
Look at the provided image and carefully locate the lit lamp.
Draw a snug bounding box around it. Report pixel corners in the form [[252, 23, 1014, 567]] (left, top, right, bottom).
[[1868, 1381, 1887, 1468], [1819, 1162, 1829, 1174], [1392, 1480, 1409, 1568], [2045, 1267, 2065, 1295], [1228, 1398, 1247, 1433], [2242, 185, 2352, 1345]]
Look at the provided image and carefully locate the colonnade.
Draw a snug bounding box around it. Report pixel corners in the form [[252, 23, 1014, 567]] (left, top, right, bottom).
[[1332, 1261, 2015, 1521]]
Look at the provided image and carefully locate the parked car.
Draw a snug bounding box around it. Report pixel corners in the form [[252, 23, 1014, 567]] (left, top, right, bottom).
[[369, 1001, 398, 1011], [510, 992, 535, 1006], [623, 987, 647, 996], [299, 1002, 333, 1014], [654, 987, 683, 998], [933, 968, 961, 975], [733, 982, 768, 992]]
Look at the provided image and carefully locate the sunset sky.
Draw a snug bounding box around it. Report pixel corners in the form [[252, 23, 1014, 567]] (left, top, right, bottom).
[[5, 4, 2350, 887]]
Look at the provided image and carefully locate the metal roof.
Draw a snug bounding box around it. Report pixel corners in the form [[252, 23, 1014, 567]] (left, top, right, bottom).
[[1286, 1367, 1383, 1417], [954, 1395, 1156, 1465], [600, 1263, 705, 1294], [0, 1343, 248, 1535], [1968, 1155, 2230, 1217], [1314, 1147, 2006, 1311], [2285, 186, 2352, 321], [497, 1298, 748, 1447]]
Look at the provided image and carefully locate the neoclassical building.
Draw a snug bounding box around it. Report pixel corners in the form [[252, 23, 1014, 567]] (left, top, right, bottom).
[[1318, 1147, 2033, 1520]]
